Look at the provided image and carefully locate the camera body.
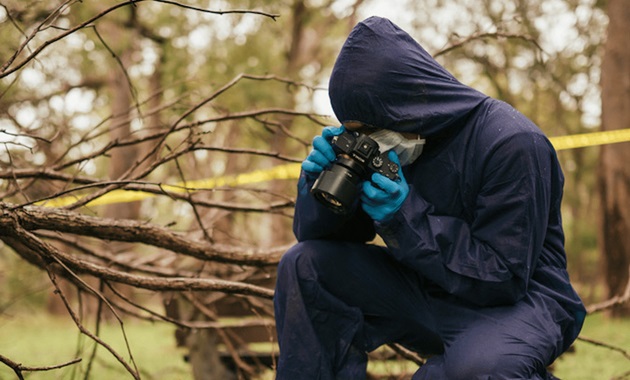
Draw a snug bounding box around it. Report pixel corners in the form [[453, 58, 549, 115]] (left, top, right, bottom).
[[311, 130, 400, 214]]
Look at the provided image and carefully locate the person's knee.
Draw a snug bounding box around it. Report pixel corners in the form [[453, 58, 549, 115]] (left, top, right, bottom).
[[274, 242, 324, 322], [277, 240, 335, 283], [276, 243, 301, 278], [277, 241, 315, 276], [442, 355, 500, 380], [443, 351, 539, 380], [416, 354, 509, 380]]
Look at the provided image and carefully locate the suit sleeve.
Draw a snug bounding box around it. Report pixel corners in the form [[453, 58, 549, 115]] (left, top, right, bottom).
[[293, 171, 376, 242], [376, 133, 554, 306]]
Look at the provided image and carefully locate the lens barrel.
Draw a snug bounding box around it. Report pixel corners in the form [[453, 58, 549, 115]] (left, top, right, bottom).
[[311, 157, 366, 214]]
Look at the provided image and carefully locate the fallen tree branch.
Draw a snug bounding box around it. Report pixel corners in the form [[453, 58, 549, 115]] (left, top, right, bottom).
[[1, 222, 275, 299], [108, 282, 275, 330], [0, 203, 286, 266]]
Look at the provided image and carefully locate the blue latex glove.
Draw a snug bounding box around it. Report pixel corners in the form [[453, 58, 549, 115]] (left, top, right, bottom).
[[301, 125, 345, 176], [360, 151, 409, 222]]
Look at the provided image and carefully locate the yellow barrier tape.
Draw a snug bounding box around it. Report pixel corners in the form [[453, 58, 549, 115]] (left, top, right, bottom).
[[549, 128, 630, 151], [39, 163, 302, 208], [36, 127, 630, 208]]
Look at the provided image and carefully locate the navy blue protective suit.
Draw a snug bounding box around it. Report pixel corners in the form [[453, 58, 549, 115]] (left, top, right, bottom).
[[274, 17, 586, 379]]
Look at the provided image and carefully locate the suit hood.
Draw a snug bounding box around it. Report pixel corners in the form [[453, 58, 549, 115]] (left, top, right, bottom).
[[329, 17, 488, 137]]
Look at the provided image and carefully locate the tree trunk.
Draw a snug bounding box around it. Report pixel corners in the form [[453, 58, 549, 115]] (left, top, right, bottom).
[[598, 0, 630, 317], [100, 13, 142, 320], [187, 329, 237, 380]]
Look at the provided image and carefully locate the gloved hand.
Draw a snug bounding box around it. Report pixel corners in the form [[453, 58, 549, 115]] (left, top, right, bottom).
[[360, 151, 409, 222], [301, 125, 345, 176]]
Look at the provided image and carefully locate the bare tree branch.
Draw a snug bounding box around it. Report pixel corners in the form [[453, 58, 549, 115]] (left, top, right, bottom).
[[0, 1, 279, 78], [0, 203, 286, 266], [0, 354, 82, 380], [5, 176, 295, 214], [46, 268, 141, 379], [434, 31, 546, 58], [1, 217, 276, 299], [62, 75, 317, 210]]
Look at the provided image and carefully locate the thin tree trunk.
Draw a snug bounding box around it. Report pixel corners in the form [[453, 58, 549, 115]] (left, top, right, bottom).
[[598, 0, 630, 317], [100, 14, 141, 319]]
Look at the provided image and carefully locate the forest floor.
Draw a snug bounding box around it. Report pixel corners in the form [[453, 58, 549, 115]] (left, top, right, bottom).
[[0, 311, 627, 379]]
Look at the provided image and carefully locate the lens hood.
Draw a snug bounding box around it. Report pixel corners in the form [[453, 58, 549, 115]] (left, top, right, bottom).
[[311, 158, 365, 214]]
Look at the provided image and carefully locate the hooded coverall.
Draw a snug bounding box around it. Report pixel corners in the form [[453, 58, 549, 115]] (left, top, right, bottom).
[[274, 16, 586, 380]]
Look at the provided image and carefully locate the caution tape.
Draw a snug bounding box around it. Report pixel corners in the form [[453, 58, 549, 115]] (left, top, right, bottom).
[[549, 128, 630, 151], [36, 128, 630, 207], [38, 163, 302, 208]]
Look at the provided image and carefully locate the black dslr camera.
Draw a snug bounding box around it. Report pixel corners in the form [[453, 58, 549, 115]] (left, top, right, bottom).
[[311, 130, 400, 215]]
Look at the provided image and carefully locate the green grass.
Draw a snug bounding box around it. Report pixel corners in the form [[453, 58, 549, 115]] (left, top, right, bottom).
[[0, 313, 191, 380], [0, 312, 628, 379], [553, 313, 630, 380]]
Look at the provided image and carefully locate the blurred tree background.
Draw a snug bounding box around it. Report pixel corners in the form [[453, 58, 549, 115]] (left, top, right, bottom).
[[0, 0, 628, 379]]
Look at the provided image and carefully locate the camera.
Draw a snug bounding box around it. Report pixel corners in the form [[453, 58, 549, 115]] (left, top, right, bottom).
[[311, 130, 400, 215]]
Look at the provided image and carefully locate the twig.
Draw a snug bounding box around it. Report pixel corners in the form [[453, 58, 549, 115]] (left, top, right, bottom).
[[84, 281, 106, 380], [0, 129, 53, 144], [0, 1, 279, 77], [64, 76, 310, 210], [149, 0, 279, 20], [46, 268, 141, 379], [3, 174, 295, 214], [577, 335, 630, 361], [183, 292, 258, 377], [0, 354, 82, 380], [170, 149, 214, 243], [106, 281, 274, 330], [0, 107, 314, 183], [90, 25, 142, 119], [0, 0, 76, 73], [35, 244, 142, 379], [434, 31, 545, 58], [386, 343, 426, 366], [586, 266, 630, 314]]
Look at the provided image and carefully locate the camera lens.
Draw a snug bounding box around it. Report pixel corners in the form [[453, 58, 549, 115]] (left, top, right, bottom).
[[318, 192, 343, 208], [311, 157, 366, 214]]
